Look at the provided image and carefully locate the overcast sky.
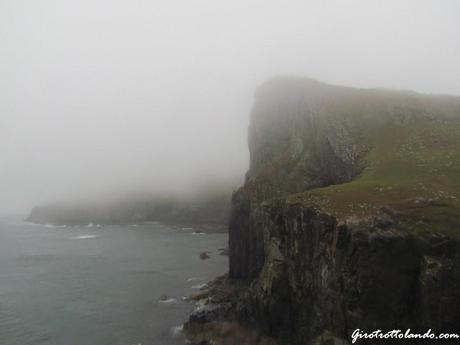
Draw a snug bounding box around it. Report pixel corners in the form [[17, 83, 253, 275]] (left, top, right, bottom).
[[1, 0, 459, 213]]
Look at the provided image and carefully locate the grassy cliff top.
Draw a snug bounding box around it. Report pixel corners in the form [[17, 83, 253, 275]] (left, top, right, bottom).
[[287, 115, 460, 236], [249, 77, 460, 236]]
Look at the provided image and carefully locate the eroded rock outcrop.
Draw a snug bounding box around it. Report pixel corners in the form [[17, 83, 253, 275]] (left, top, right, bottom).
[[243, 201, 460, 344], [187, 77, 460, 344]]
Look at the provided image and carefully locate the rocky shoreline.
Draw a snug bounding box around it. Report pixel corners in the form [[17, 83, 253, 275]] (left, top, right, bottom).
[[184, 275, 277, 345]]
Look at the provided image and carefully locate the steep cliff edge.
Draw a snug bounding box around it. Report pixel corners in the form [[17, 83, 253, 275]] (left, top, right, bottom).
[[189, 77, 460, 344]]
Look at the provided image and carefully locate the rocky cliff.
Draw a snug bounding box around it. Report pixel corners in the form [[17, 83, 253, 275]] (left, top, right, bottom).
[[194, 77, 460, 344]]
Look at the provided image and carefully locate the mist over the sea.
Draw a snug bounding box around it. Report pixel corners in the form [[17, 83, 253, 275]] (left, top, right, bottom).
[[1, 0, 459, 213], [1, 2, 460, 345]]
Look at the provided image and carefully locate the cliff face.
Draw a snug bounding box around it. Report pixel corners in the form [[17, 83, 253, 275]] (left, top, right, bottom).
[[228, 77, 460, 343]]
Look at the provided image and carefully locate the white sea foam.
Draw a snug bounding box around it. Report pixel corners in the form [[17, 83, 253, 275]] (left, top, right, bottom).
[[28, 223, 67, 228], [158, 298, 177, 304], [70, 235, 98, 240], [187, 277, 205, 282], [191, 283, 208, 290], [192, 231, 206, 235], [193, 303, 205, 312], [170, 324, 184, 336]]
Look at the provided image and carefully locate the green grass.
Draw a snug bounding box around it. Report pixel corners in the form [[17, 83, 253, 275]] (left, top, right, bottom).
[[287, 115, 460, 236], [249, 79, 460, 236]]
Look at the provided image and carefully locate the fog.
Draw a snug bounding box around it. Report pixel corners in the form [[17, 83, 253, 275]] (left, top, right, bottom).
[[1, 0, 459, 213]]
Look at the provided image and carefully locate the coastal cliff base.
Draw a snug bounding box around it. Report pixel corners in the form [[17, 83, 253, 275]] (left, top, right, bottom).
[[185, 201, 460, 344]]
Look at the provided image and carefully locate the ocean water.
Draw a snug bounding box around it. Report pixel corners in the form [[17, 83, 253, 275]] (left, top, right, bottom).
[[0, 216, 228, 345]]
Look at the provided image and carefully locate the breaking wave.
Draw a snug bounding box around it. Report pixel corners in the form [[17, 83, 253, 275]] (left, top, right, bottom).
[[69, 235, 99, 240]]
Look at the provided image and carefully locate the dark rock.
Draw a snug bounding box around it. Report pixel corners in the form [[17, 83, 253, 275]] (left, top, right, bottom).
[[189, 341, 212, 345], [224, 77, 460, 345], [189, 303, 232, 324], [417, 255, 460, 332], [200, 252, 210, 260], [217, 247, 229, 256]]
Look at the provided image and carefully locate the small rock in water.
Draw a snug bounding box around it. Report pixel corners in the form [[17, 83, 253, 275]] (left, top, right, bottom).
[[217, 247, 229, 256], [200, 251, 210, 260], [159, 294, 168, 301]]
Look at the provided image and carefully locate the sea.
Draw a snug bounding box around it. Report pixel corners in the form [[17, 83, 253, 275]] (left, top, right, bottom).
[[0, 215, 228, 345]]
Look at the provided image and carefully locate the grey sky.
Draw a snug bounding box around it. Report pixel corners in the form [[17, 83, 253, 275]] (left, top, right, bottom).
[[1, 0, 459, 213]]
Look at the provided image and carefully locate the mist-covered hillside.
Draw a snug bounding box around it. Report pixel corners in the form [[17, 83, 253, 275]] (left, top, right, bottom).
[[27, 184, 236, 230]]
